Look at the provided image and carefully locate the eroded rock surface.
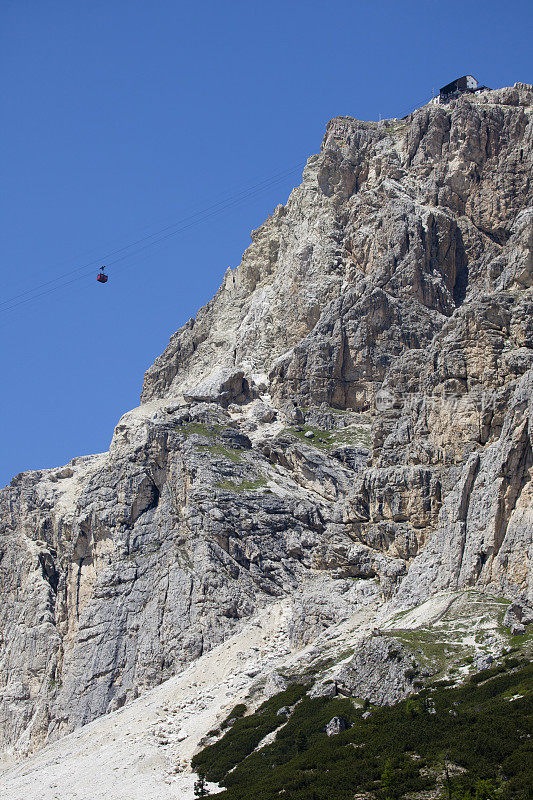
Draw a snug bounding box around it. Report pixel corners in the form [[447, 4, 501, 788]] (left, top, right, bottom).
[[1, 83, 532, 757]]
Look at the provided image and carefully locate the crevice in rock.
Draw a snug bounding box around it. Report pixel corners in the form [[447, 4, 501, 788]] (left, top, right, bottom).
[[453, 456, 481, 589], [75, 557, 84, 621], [457, 455, 481, 522], [493, 436, 532, 560], [452, 228, 469, 306], [146, 483, 161, 513], [39, 551, 59, 594], [468, 217, 510, 247]]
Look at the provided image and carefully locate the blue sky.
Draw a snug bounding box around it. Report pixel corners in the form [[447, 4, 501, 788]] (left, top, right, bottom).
[[1, 0, 531, 487]]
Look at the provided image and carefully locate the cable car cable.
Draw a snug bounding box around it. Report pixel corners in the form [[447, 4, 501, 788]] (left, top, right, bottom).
[[0, 160, 305, 309], [0, 160, 307, 312], [103, 167, 304, 271], [0, 164, 306, 316], [1, 167, 303, 314]]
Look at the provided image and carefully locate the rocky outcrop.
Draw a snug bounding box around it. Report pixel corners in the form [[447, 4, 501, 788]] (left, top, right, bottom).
[[1, 83, 532, 758], [503, 599, 533, 635], [183, 368, 249, 406], [334, 635, 424, 705], [325, 716, 348, 736]]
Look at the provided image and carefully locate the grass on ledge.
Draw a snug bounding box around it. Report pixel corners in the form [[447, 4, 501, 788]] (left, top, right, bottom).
[[177, 423, 245, 463], [175, 421, 225, 438], [198, 443, 244, 463], [215, 477, 268, 492], [284, 424, 372, 450]]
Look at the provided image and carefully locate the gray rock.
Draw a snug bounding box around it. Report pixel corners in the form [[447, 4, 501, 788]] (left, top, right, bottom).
[[334, 635, 425, 705], [183, 369, 247, 406], [279, 402, 305, 425], [250, 400, 276, 424], [473, 654, 494, 671], [326, 716, 348, 736], [511, 622, 526, 636], [504, 601, 533, 630], [1, 83, 533, 758]]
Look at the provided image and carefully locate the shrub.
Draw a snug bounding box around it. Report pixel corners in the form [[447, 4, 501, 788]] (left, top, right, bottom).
[[191, 684, 308, 782], [192, 663, 533, 800]]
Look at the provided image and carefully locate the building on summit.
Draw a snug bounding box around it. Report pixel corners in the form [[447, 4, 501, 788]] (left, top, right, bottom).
[[438, 75, 487, 103]]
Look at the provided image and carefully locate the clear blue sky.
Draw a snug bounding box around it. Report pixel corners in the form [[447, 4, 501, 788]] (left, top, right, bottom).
[[1, 0, 531, 487]]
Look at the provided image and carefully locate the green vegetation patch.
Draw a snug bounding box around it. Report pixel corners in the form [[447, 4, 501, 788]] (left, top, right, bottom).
[[215, 477, 268, 492], [192, 662, 533, 800], [510, 629, 533, 651], [198, 443, 244, 463], [384, 593, 517, 681], [384, 121, 409, 136], [220, 703, 247, 729], [191, 684, 308, 782], [388, 628, 469, 678], [176, 422, 225, 438], [177, 422, 247, 463], [284, 424, 372, 450]]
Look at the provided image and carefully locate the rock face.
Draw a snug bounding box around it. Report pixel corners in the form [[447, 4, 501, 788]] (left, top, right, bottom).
[[1, 83, 532, 758], [334, 635, 424, 706]]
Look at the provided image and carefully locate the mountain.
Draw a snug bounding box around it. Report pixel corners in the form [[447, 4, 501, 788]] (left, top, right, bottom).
[[0, 82, 532, 797]]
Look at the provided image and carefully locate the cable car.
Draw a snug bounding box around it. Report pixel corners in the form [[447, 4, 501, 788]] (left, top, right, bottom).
[[97, 267, 108, 283]]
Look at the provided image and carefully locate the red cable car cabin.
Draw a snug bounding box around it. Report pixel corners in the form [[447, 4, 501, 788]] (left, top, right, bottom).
[[97, 269, 108, 283]]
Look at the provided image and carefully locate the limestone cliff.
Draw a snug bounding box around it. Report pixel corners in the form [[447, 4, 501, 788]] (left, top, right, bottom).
[[1, 82, 532, 759]]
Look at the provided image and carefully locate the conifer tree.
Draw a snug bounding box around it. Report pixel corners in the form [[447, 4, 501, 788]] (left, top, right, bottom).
[[381, 758, 399, 800], [194, 775, 210, 797]]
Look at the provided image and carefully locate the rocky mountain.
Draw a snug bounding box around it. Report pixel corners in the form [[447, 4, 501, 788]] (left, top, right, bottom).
[[1, 82, 532, 787]]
